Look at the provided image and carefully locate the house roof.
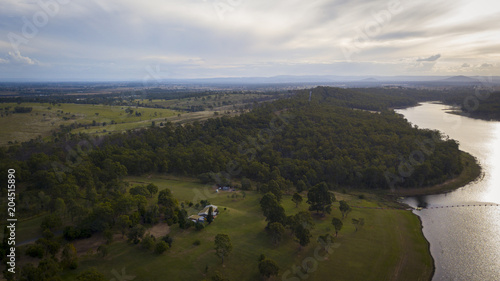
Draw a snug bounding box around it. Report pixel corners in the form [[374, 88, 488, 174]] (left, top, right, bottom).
[[198, 205, 218, 215], [188, 215, 204, 220]]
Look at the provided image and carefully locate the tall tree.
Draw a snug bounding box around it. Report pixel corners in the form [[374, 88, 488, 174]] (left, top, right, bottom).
[[339, 200, 351, 220], [331, 217, 343, 237], [268, 222, 285, 245], [207, 206, 214, 224], [352, 218, 364, 232], [214, 234, 232, 264], [292, 192, 303, 208], [146, 183, 159, 198], [306, 182, 335, 216], [260, 193, 286, 226], [259, 259, 280, 279], [294, 224, 311, 248], [288, 211, 314, 248]]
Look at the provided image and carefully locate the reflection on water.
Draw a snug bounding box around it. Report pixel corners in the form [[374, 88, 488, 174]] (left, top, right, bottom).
[[396, 103, 500, 280]]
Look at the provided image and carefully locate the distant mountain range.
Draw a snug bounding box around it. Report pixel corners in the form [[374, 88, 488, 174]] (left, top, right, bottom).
[[158, 75, 500, 85], [439, 75, 480, 83], [2, 75, 499, 85]]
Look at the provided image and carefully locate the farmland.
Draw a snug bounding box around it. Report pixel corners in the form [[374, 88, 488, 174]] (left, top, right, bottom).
[[56, 175, 433, 281]]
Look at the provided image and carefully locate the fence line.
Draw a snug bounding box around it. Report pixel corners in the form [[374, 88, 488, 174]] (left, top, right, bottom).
[[351, 203, 500, 211]]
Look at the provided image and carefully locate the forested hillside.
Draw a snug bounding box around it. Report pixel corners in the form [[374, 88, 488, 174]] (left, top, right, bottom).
[[1, 87, 463, 219], [0, 86, 466, 279]]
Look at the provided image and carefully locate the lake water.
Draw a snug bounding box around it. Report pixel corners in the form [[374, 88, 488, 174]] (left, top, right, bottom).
[[396, 103, 500, 281]]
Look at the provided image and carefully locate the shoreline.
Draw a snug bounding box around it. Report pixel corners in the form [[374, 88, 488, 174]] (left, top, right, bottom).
[[388, 151, 482, 197], [445, 110, 500, 122], [387, 150, 481, 281], [415, 214, 436, 281]]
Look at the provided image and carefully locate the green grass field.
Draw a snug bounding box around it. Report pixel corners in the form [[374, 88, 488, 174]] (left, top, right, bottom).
[[0, 103, 178, 145], [59, 175, 433, 281]]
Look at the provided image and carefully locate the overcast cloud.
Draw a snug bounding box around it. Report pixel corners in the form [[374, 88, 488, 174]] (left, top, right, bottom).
[[1, 0, 499, 81]]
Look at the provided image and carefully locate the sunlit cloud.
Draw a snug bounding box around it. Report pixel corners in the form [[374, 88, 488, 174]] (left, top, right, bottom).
[[0, 0, 500, 80], [417, 54, 442, 62]]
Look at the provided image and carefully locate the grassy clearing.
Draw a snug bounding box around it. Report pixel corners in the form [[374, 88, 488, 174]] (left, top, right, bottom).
[[59, 175, 433, 281], [0, 103, 178, 145]]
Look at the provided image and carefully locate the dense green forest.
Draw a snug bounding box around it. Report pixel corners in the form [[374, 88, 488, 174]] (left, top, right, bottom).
[[1, 86, 462, 216], [355, 87, 500, 120], [445, 91, 500, 120], [0, 86, 465, 279]]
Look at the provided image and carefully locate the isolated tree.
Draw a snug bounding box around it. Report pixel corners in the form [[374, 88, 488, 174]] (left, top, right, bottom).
[[161, 235, 173, 248], [154, 241, 169, 254], [268, 222, 285, 245], [331, 217, 343, 237], [292, 192, 303, 208], [259, 259, 280, 279], [260, 192, 286, 226], [294, 224, 311, 248], [307, 182, 335, 216], [207, 206, 214, 224], [352, 218, 365, 232], [339, 200, 351, 219], [214, 234, 232, 264]]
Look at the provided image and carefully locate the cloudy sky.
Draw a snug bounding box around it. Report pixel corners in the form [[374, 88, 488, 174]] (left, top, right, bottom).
[[1, 0, 500, 81]]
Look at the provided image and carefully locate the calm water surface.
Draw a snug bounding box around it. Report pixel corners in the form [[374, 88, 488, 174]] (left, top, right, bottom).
[[396, 103, 500, 281]]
